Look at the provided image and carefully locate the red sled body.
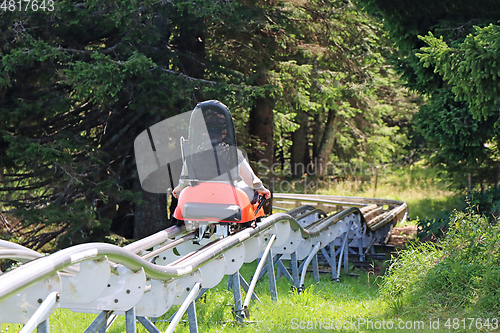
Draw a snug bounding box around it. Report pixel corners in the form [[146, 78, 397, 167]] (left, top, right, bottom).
[[173, 182, 265, 223]]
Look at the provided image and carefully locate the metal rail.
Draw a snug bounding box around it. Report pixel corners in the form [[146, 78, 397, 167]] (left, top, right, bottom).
[[123, 225, 186, 254], [0, 249, 44, 262], [0, 213, 292, 303], [273, 193, 408, 231], [0, 193, 409, 333]]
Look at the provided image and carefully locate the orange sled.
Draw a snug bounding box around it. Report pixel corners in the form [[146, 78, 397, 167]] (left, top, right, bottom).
[[173, 182, 265, 223]]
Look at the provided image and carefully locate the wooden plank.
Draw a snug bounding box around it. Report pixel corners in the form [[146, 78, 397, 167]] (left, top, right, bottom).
[[359, 204, 378, 214], [363, 207, 383, 221]]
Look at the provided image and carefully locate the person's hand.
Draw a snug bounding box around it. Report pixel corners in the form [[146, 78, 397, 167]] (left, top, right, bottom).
[[172, 185, 182, 198], [258, 188, 271, 199]]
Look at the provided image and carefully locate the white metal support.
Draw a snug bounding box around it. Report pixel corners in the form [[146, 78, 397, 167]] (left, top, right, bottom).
[[20, 291, 59, 333], [239, 274, 260, 302], [343, 226, 351, 275], [165, 282, 201, 333], [312, 253, 319, 283], [334, 220, 353, 281], [242, 234, 276, 318], [298, 242, 321, 290], [329, 242, 336, 282], [266, 242, 278, 302], [195, 288, 208, 301]]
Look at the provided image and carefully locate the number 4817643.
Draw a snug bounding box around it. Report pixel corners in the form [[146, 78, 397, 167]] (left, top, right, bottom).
[[1, 0, 55, 11], [444, 318, 499, 330]]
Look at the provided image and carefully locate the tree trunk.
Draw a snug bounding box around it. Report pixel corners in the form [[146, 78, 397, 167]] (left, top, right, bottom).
[[290, 109, 310, 176], [315, 108, 337, 176], [132, 9, 206, 238], [310, 113, 323, 174], [175, 10, 206, 79], [248, 73, 275, 183], [133, 180, 168, 239]]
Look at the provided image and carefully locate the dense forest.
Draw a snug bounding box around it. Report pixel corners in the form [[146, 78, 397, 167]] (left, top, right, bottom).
[[359, 0, 500, 187], [1, 0, 499, 250]]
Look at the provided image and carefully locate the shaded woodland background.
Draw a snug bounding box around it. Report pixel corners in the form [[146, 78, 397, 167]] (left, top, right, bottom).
[[1, 0, 499, 251]]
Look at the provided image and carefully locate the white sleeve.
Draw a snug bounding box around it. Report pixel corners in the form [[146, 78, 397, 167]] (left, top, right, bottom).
[[177, 163, 190, 189], [238, 158, 265, 191]]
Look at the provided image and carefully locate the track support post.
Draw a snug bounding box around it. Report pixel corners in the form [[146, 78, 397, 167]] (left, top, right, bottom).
[[231, 272, 243, 322], [165, 282, 201, 333], [312, 253, 319, 283], [37, 320, 49, 333], [329, 242, 337, 283], [290, 252, 299, 289], [187, 301, 198, 333], [125, 307, 136, 333], [241, 234, 277, 319], [137, 317, 161, 333], [266, 250, 278, 302], [298, 242, 321, 292]]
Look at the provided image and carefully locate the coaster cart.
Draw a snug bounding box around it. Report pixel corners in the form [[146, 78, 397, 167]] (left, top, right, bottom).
[[135, 100, 265, 242]]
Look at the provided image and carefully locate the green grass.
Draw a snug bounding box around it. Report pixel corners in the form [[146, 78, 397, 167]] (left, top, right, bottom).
[[379, 211, 500, 332]]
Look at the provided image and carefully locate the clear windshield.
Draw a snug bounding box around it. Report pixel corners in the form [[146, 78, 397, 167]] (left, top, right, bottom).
[[134, 101, 241, 193]]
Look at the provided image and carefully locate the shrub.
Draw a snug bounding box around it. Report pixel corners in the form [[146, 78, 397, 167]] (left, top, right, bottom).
[[417, 186, 500, 240], [381, 211, 500, 316]]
